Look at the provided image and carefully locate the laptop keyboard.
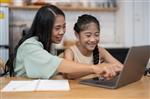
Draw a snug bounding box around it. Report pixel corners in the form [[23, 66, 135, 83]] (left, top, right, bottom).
[[92, 76, 118, 86], [80, 76, 119, 87]]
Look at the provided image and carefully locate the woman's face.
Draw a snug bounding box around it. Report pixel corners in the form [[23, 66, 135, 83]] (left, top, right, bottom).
[[77, 22, 100, 51], [52, 15, 66, 44]]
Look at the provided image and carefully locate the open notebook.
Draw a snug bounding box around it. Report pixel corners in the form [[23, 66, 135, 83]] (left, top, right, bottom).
[[1, 80, 70, 92]]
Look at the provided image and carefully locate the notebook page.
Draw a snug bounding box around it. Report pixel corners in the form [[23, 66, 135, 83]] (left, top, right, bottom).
[[36, 80, 70, 91], [1, 80, 37, 92]]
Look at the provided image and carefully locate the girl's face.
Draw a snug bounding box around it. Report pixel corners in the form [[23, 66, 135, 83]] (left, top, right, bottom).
[[77, 22, 100, 51], [52, 15, 66, 44]]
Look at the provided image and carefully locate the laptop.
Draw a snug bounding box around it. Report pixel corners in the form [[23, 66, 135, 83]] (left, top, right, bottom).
[[79, 45, 150, 89]]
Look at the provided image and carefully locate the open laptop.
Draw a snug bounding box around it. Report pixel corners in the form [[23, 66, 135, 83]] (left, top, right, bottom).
[[79, 45, 150, 89]]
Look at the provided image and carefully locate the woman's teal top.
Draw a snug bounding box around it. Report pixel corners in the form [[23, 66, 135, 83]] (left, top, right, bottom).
[[14, 37, 62, 79]]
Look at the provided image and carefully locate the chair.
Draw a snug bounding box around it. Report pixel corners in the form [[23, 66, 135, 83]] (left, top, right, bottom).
[[22, 27, 30, 37], [0, 58, 5, 76], [58, 52, 64, 58]]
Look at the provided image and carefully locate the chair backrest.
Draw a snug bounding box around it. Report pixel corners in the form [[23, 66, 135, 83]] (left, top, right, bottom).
[[58, 52, 64, 58], [22, 27, 30, 37], [0, 58, 5, 76]]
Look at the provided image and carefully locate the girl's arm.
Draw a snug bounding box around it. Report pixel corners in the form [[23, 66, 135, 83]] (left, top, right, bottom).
[[63, 48, 91, 79], [99, 47, 123, 70], [63, 48, 120, 79], [63, 48, 74, 61]]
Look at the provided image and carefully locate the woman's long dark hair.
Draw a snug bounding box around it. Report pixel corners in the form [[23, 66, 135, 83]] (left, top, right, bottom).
[[74, 14, 100, 65], [4, 5, 65, 76]]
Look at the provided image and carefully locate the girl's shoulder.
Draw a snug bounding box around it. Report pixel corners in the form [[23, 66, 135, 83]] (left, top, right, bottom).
[[64, 45, 74, 55], [64, 46, 75, 60], [98, 47, 108, 57], [98, 46, 105, 52]]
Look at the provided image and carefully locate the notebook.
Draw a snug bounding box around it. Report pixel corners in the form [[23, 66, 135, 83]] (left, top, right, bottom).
[[1, 79, 70, 92], [79, 45, 150, 89]]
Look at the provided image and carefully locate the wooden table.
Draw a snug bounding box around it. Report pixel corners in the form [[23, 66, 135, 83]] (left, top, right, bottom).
[[0, 76, 150, 99]]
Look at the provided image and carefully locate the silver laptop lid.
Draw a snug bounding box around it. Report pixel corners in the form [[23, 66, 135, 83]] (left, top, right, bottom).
[[116, 45, 150, 88]]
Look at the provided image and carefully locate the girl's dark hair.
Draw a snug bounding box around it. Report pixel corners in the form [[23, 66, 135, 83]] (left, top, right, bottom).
[[74, 14, 100, 64], [4, 4, 65, 76]]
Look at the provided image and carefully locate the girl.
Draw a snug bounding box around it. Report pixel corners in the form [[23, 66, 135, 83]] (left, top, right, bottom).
[[4, 5, 122, 79], [64, 14, 123, 79]]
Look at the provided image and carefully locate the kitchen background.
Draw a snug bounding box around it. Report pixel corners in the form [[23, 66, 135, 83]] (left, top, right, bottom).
[[0, 0, 150, 67]]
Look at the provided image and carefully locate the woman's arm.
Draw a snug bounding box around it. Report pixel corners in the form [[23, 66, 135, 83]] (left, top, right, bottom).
[[57, 59, 118, 79]]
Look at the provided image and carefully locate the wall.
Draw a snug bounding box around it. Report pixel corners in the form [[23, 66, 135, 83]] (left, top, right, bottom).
[[133, 0, 149, 46], [9, 8, 118, 49], [63, 11, 117, 47], [0, 6, 9, 62], [10, 1, 149, 49], [116, 0, 150, 47], [148, 1, 150, 46], [9, 9, 36, 51]]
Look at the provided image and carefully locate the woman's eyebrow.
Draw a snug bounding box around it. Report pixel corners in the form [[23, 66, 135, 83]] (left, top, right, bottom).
[[55, 23, 66, 27], [84, 31, 99, 34], [84, 32, 92, 35], [55, 25, 61, 27], [95, 32, 100, 34]]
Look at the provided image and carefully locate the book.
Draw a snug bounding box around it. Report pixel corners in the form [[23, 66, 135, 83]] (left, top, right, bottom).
[[1, 79, 70, 92]]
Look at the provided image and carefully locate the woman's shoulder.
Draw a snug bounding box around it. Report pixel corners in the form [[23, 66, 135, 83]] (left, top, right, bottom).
[[23, 36, 39, 44], [18, 36, 44, 53], [22, 37, 43, 47]]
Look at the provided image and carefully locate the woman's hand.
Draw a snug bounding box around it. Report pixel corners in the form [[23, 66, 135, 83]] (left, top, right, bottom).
[[92, 63, 123, 79]]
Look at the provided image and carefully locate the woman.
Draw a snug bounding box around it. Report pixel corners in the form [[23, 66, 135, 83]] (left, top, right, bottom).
[[64, 14, 123, 79], [5, 5, 122, 79]]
